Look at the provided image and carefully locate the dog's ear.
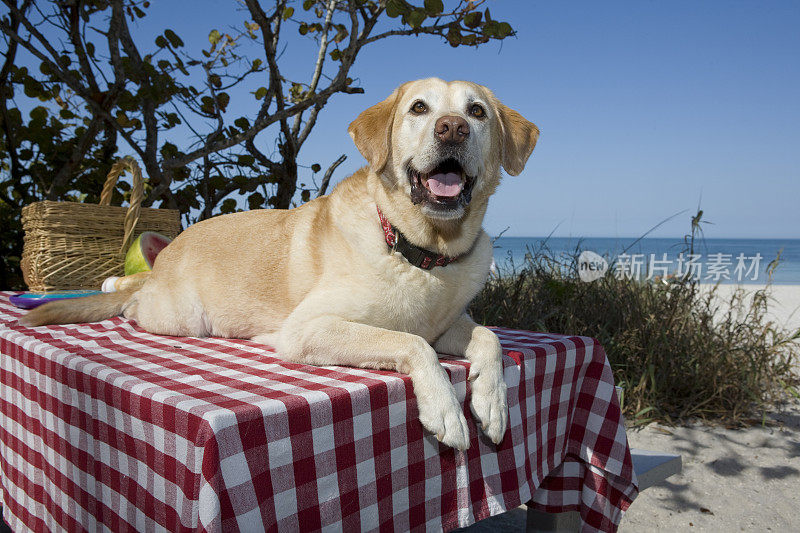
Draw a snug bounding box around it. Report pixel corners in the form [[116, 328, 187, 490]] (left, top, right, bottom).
[[348, 88, 401, 173], [497, 103, 539, 176]]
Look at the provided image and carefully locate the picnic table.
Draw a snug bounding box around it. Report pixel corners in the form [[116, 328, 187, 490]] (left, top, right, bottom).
[[0, 291, 638, 532]]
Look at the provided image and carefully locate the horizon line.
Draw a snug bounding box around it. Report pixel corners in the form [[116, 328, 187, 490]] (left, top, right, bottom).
[[491, 235, 800, 241]]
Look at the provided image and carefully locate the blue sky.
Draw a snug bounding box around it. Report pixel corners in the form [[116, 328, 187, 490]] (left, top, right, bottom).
[[88, 1, 800, 238]]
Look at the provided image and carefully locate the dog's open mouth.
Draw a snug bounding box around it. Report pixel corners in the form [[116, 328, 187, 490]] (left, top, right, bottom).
[[408, 158, 476, 211]]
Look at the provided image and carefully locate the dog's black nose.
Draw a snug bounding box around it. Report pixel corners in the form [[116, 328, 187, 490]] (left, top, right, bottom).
[[435, 115, 469, 144]]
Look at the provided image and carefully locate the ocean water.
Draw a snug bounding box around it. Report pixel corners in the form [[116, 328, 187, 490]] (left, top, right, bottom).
[[491, 237, 800, 285]]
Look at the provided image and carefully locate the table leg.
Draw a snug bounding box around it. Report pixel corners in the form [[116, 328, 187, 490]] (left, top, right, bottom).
[[526, 506, 580, 532]]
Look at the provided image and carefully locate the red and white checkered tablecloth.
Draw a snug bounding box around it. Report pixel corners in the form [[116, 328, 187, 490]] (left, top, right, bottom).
[[0, 291, 638, 532]]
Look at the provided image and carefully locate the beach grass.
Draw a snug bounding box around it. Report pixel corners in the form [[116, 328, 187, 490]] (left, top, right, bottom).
[[469, 242, 799, 425]]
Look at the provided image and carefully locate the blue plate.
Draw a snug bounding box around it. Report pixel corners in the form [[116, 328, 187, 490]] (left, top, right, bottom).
[[10, 290, 103, 310]]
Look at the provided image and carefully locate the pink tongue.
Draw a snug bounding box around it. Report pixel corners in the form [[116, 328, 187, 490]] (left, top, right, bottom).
[[426, 172, 463, 197]]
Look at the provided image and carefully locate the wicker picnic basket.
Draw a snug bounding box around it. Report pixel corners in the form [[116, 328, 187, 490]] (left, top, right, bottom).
[[20, 156, 182, 292]]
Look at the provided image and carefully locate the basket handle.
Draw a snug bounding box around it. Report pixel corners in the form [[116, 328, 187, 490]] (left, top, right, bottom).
[[99, 156, 145, 255]]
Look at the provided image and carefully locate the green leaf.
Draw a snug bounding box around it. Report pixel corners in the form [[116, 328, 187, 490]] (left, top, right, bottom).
[[237, 154, 255, 166], [311, 163, 321, 172], [407, 8, 426, 29], [164, 29, 184, 48], [463, 11, 482, 28], [29, 106, 48, 122], [447, 27, 462, 47], [385, 0, 406, 18], [209, 29, 221, 45], [254, 86, 267, 100], [424, 0, 443, 16], [282, 7, 294, 20], [634, 406, 657, 418], [200, 96, 215, 114], [210, 74, 222, 88], [248, 192, 265, 210], [301, 190, 311, 202], [221, 198, 237, 214], [496, 22, 513, 38], [115, 110, 132, 127], [160, 142, 178, 158], [210, 175, 226, 189], [233, 175, 249, 191], [303, 0, 315, 10], [216, 92, 230, 112], [483, 20, 498, 38], [299, 23, 309, 36], [329, 49, 341, 61], [164, 112, 181, 127], [234, 117, 251, 130], [155, 35, 168, 48], [244, 21, 259, 38], [333, 26, 349, 43]]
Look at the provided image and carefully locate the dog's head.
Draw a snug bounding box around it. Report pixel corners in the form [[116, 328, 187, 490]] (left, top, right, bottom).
[[349, 78, 539, 221]]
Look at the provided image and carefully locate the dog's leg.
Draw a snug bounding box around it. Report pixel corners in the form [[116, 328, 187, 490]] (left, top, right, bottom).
[[262, 316, 471, 450], [434, 313, 508, 444]]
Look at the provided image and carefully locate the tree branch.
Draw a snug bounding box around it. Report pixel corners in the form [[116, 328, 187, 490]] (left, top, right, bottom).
[[0, 0, 31, 81], [296, 0, 368, 147], [1, 0, 63, 66], [316, 154, 346, 197], [245, 136, 277, 172], [61, 1, 100, 94], [112, 0, 164, 202], [360, 23, 453, 46], [106, 2, 126, 89], [0, 17, 148, 163], [45, 115, 104, 200], [0, 0, 33, 204], [161, 80, 351, 169], [291, 0, 336, 138]]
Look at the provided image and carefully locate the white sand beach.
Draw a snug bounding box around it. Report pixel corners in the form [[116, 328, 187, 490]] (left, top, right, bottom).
[[699, 283, 800, 334], [620, 403, 800, 532], [620, 283, 800, 532]]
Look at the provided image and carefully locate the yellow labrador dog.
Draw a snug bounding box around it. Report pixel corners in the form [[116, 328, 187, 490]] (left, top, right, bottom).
[[21, 78, 539, 450]]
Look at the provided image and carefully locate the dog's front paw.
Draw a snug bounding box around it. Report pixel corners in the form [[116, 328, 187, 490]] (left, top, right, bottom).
[[469, 365, 508, 445], [416, 390, 470, 450], [411, 366, 470, 450]]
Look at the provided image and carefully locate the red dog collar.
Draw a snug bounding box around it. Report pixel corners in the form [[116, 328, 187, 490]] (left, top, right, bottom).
[[376, 207, 461, 270]]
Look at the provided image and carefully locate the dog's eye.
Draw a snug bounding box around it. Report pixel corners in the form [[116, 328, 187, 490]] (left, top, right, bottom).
[[410, 101, 428, 114], [470, 103, 486, 119]]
